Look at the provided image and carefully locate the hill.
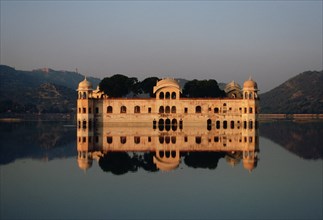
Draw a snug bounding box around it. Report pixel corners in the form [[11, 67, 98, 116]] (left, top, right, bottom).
[[0, 65, 100, 113], [260, 70, 323, 114]]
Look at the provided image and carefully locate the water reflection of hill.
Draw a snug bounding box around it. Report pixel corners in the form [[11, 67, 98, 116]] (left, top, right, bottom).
[[260, 121, 323, 160], [0, 122, 76, 165]]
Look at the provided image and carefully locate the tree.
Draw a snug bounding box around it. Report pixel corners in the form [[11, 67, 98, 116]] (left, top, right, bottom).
[[183, 79, 225, 98], [137, 77, 160, 97], [99, 74, 138, 97]]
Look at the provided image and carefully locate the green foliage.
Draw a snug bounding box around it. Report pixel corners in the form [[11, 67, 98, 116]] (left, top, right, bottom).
[[183, 79, 226, 98], [99, 74, 138, 98]]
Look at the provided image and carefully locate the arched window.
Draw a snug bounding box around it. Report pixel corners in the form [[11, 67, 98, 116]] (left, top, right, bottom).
[[245, 92, 248, 99], [83, 92, 87, 99], [195, 136, 202, 144], [134, 106, 140, 113], [165, 92, 170, 99], [165, 136, 170, 144], [171, 92, 176, 99], [107, 106, 113, 113], [159, 106, 164, 113], [159, 136, 164, 144], [249, 121, 253, 129], [107, 136, 113, 144], [79, 92, 82, 99], [196, 106, 202, 113], [243, 121, 247, 129], [82, 120, 86, 129], [134, 136, 140, 144], [230, 121, 235, 129], [249, 93, 253, 99], [171, 106, 176, 113], [120, 136, 127, 144], [214, 107, 219, 113], [216, 120, 220, 129], [158, 119, 164, 131], [165, 106, 170, 113], [223, 120, 227, 129], [120, 106, 127, 113], [159, 92, 164, 99], [171, 136, 176, 144]]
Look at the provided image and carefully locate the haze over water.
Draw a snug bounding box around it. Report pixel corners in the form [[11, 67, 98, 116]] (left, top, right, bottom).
[[1, 1, 322, 92]]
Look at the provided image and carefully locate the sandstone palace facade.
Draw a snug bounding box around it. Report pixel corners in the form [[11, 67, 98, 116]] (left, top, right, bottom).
[[77, 77, 259, 129], [76, 77, 259, 172]]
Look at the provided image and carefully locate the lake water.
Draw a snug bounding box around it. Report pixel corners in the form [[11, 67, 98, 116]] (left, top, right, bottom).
[[0, 120, 322, 220]]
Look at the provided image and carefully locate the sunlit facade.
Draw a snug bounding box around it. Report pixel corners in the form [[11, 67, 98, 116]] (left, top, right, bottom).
[[76, 77, 259, 172]]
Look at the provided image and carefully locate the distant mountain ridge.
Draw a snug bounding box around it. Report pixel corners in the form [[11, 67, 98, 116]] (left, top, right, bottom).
[[260, 70, 323, 114], [0, 65, 100, 113]]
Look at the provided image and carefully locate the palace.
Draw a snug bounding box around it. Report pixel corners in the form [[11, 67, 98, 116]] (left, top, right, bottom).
[[77, 77, 259, 128], [76, 77, 259, 172]]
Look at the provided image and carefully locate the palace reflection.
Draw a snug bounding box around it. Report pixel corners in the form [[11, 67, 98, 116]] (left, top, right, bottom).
[[77, 123, 259, 174]]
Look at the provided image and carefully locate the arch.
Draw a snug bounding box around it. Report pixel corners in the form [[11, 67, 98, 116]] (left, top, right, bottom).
[[159, 92, 164, 99], [172, 119, 177, 131], [243, 121, 247, 129], [223, 120, 227, 129], [107, 106, 113, 113], [134, 106, 140, 113], [165, 118, 171, 131], [159, 150, 164, 158], [249, 121, 253, 129], [165, 92, 170, 99], [171, 150, 176, 158], [171, 106, 176, 113], [165, 151, 170, 158], [153, 120, 157, 129], [249, 92, 253, 99], [214, 107, 219, 113], [158, 119, 164, 131], [165, 106, 170, 113], [195, 136, 202, 144], [171, 136, 176, 144], [82, 120, 87, 129], [120, 136, 127, 144], [165, 136, 170, 144], [216, 120, 220, 129], [83, 92, 87, 99], [159, 136, 164, 144], [159, 106, 164, 113], [207, 119, 212, 131], [134, 136, 140, 144], [107, 136, 113, 144], [171, 92, 176, 99], [120, 106, 127, 113], [196, 106, 202, 113], [230, 121, 235, 129]]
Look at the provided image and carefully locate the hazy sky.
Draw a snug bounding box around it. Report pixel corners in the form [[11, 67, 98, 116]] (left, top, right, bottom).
[[1, 1, 322, 92]]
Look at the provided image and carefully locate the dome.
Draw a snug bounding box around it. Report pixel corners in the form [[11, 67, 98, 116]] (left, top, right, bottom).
[[153, 78, 181, 94], [243, 77, 258, 90], [77, 77, 93, 91], [77, 157, 93, 170], [153, 156, 180, 171]]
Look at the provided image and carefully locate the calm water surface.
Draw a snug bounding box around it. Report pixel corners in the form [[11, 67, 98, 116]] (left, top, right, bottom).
[[0, 121, 322, 219]]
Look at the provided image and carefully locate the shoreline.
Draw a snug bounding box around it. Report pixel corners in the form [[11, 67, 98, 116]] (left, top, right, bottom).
[[1, 113, 322, 122]]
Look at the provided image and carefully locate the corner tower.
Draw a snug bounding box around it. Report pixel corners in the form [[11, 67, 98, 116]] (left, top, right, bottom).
[[77, 77, 95, 155]]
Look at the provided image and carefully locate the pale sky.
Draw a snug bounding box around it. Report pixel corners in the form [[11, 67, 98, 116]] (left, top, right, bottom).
[[1, 1, 322, 92]]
